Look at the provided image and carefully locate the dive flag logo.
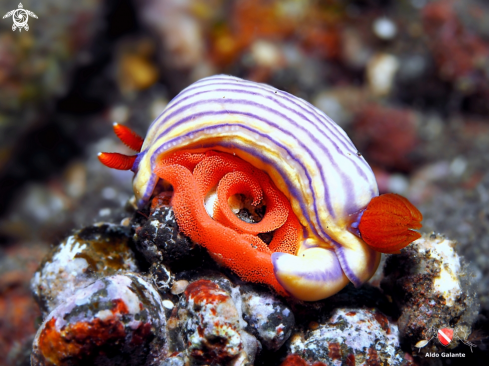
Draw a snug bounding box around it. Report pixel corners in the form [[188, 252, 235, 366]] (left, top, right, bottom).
[[437, 328, 454, 346]]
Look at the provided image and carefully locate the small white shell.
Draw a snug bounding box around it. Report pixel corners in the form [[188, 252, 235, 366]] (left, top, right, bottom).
[[415, 339, 430, 349]]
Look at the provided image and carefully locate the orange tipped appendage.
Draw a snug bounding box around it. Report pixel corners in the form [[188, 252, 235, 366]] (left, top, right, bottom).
[[98, 152, 136, 170], [98, 123, 143, 171], [98, 122, 144, 170], [153, 150, 302, 296], [112, 122, 144, 152], [358, 193, 423, 254]]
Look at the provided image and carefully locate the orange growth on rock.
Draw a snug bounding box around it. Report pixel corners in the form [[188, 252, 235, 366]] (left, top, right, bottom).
[[154, 150, 302, 296], [185, 280, 229, 306], [280, 354, 328, 366], [280, 354, 309, 366], [38, 300, 129, 365], [358, 193, 423, 254]]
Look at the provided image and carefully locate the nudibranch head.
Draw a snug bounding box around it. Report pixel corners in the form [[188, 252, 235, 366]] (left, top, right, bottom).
[[99, 75, 423, 301]]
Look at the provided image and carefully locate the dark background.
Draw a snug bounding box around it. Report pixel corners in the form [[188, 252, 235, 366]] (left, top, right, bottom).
[[0, 0, 488, 365]]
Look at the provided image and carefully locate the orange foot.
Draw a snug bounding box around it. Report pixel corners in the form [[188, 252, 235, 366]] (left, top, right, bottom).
[[154, 150, 302, 296]]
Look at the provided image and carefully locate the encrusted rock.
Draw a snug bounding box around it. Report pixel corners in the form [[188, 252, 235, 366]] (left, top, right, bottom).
[[134, 205, 203, 268], [241, 289, 295, 351], [149, 262, 173, 293], [31, 273, 166, 366], [159, 354, 188, 366], [31, 223, 139, 316], [279, 354, 326, 366], [382, 233, 479, 354], [179, 279, 259, 365], [286, 308, 411, 365]]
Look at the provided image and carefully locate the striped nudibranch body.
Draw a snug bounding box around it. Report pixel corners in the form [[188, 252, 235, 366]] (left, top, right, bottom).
[[132, 75, 381, 300]]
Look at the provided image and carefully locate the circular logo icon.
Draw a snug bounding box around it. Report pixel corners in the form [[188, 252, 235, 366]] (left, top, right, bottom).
[[12, 8, 29, 30], [2, 3, 38, 32]]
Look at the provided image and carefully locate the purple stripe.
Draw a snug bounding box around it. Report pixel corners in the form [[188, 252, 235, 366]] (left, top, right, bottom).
[[154, 78, 376, 200], [330, 241, 362, 287], [132, 149, 147, 173], [152, 98, 345, 216], [151, 77, 364, 169], [143, 123, 323, 239], [163, 88, 350, 155], [151, 107, 336, 221], [271, 250, 345, 284], [158, 77, 370, 174], [179, 75, 370, 171], [165, 80, 351, 149], [138, 169, 158, 207], [167, 77, 377, 218]]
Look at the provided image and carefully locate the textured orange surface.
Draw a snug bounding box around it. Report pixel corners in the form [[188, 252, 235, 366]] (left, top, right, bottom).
[[155, 150, 302, 296], [161, 150, 206, 172], [358, 193, 423, 254], [193, 154, 288, 235]]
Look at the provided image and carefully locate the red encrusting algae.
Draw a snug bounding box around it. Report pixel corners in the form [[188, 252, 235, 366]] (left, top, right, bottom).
[[185, 280, 229, 305], [37, 299, 130, 366]]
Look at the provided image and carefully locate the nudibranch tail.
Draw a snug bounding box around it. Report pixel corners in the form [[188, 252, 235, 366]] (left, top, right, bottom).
[[272, 248, 350, 301], [358, 193, 423, 254]]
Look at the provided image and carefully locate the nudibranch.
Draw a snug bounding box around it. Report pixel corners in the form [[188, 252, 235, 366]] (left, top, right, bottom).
[[99, 75, 422, 301]]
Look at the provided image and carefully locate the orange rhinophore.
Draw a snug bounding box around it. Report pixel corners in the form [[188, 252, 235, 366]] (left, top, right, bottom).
[[97, 152, 136, 171], [98, 123, 143, 171], [358, 193, 423, 254], [112, 122, 144, 152]]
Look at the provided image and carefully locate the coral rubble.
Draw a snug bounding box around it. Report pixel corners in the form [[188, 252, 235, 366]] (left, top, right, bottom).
[[31, 273, 166, 366], [382, 233, 479, 354], [286, 308, 412, 366], [31, 223, 138, 317]]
